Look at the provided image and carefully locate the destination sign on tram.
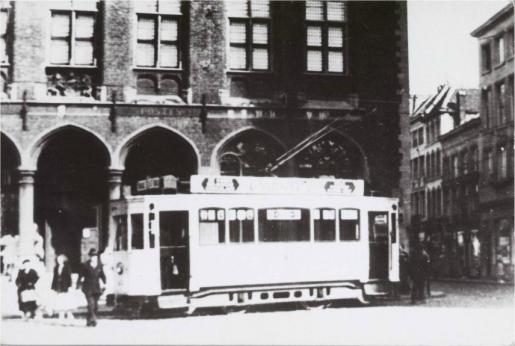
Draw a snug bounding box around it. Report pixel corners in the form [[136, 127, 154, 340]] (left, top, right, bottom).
[[190, 175, 364, 196]]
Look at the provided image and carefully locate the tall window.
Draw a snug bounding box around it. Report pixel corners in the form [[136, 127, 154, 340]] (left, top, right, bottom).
[[482, 88, 492, 128], [481, 44, 491, 73], [228, 0, 270, 71], [136, 0, 182, 68], [498, 146, 508, 180], [486, 149, 494, 178], [495, 35, 505, 65], [305, 1, 347, 73], [49, 3, 97, 65], [0, 3, 9, 65], [131, 213, 144, 250], [497, 82, 506, 124], [507, 28, 514, 59]]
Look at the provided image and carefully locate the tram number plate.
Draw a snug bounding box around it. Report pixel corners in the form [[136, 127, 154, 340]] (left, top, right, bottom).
[[267, 209, 301, 220]]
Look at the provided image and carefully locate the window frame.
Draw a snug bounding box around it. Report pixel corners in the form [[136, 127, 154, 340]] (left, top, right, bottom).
[[1, 3, 11, 66], [48, 8, 97, 67], [481, 43, 491, 73], [134, 1, 182, 70], [304, 0, 348, 74], [228, 207, 256, 243], [339, 208, 360, 241], [198, 207, 226, 245], [258, 207, 310, 242], [313, 207, 337, 242], [228, 0, 271, 72]]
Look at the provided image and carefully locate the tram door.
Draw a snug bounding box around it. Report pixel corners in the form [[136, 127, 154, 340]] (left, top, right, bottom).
[[159, 211, 189, 290], [368, 212, 389, 279]]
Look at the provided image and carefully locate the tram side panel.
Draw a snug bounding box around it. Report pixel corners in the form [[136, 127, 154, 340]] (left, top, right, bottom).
[[188, 203, 370, 292]]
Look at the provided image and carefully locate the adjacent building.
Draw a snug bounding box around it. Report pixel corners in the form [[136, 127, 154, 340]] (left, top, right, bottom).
[[472, 3, 514, 280], [409, 85, 481, 278], [0, 0, 410, 269]]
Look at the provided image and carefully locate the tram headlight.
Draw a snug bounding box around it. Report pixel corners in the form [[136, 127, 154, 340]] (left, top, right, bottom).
[[116, 262, 124, 275]]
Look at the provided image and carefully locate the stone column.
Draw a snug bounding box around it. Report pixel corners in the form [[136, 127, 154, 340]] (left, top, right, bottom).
[[18, 169, 36, 258], [106, 169, 123, 249]]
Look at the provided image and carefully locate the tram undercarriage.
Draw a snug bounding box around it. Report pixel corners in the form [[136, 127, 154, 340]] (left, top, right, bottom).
[[108, 279, 396, 315]]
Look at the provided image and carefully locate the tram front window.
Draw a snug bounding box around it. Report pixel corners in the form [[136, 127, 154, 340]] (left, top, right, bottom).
[[199, 208, 226, 245], [131, 214, 144, 249], [314, 208, 336, 241], [340, 209, 360, 241], [258, 208, 310, 242], [228, 208, 255, 243]]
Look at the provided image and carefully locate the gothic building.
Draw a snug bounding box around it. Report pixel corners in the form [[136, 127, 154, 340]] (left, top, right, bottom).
[[0, 0, 410, 269]]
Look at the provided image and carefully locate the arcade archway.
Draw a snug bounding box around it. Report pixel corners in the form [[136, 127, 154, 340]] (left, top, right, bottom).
[[1, 133, 20, 236], [34, 127, 111, 269], [120, 126, 199, 193], [216, 128, 286, 176], [295, 132, 366, 179]]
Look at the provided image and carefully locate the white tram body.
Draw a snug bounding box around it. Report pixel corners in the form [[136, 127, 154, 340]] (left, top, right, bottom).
[[108, 175, 400, 310]]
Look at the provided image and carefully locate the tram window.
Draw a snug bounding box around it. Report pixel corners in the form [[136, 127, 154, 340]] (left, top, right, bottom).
[[339, 209, 360, 241], [228, 208, 255, 243], [160, 211, 188, 247], [131, 213, 144, 249], [114, 215, 128, 251], [314, 208, 336, 241], [258, 208, 310, 242], [199, 208, 226, 245], [391, 213, 397, 243], [368, 212, 388, 241]]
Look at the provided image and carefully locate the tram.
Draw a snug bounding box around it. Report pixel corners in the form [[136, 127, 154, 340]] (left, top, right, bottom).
[[107, 175, 399, 312]]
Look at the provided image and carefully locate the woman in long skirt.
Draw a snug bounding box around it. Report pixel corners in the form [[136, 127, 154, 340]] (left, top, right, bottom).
[[51, 254, 74, 321]]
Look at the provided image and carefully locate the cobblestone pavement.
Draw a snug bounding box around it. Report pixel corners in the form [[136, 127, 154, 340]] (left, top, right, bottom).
[[1, 280, 513, 345]]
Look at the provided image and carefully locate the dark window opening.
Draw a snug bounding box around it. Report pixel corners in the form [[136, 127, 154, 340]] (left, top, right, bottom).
[[258, 208, 310, 242], [339, 209, 359, 241], [131, 213, 144, 249], [314, 208, 336, 241]]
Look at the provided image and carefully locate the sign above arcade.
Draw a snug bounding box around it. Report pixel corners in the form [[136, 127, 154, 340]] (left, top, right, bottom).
[[190, 175, 364, 196]]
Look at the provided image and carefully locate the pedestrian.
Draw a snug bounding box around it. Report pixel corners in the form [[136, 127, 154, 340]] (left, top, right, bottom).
[[399, 245, 410, 294], [496, 256, 505, 283], [409, 243, 430, 304], [15, 259, 39, 320], [77, 249, 106, 327], [51, 254, 74, 322]]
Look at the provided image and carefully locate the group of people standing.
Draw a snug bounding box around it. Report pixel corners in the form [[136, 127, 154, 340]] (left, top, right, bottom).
[[15, 248, 106, 327]]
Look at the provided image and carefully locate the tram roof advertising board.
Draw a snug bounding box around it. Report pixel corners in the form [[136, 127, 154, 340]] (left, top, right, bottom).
[[190, 175, 364, 196]]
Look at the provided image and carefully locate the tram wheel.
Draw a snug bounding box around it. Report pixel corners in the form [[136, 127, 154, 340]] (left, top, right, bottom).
[[301, 301, 331, 310]]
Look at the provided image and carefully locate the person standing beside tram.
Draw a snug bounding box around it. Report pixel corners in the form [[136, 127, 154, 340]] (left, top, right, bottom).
[[77, 249, 106, 327], [409, 243, 431, 303]]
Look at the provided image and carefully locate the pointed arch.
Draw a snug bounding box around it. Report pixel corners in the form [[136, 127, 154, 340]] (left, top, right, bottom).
[[210, 126, 287, 172], [1, 131, 22, 168], [114, 123, 201, 170], [26, 123, 112, 170], [329, 129, 371, 182]]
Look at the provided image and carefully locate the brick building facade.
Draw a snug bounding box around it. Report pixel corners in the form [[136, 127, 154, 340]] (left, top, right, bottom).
[[0, 0, 410, 268], [472, 3, 514, 280], [410, 85, 482, 278]]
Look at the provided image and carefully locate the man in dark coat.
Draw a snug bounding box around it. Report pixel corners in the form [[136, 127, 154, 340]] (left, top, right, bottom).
[[409, 243, 430, 303], [77, 249, 106, 327]]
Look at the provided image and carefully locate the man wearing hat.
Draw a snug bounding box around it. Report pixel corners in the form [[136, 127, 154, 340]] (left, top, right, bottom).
[[77, 248, 106, 327]]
